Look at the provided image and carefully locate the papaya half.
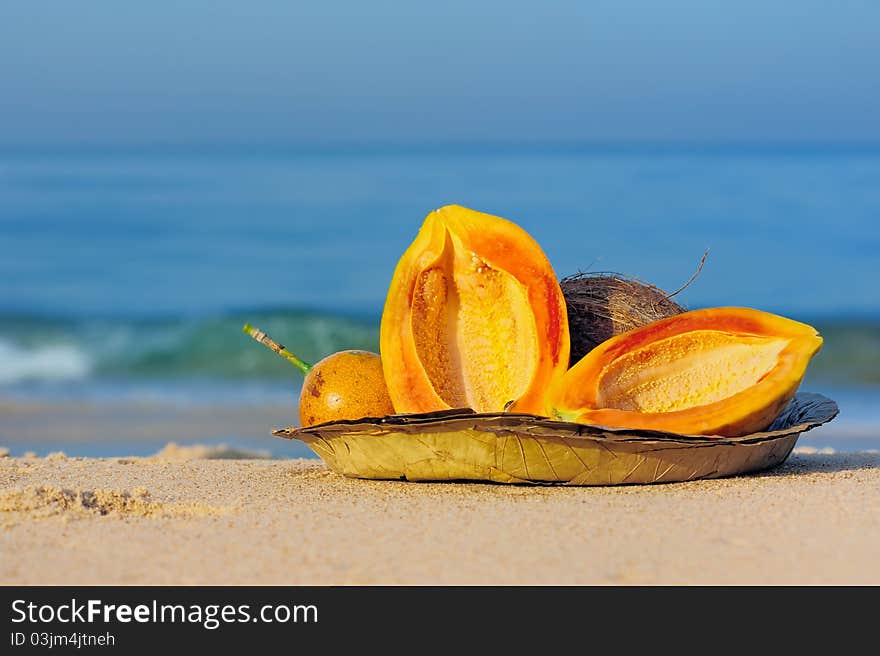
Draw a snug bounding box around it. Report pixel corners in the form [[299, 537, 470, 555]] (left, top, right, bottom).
[[380, 204, 569, 415], [547, 307, 823, 437]]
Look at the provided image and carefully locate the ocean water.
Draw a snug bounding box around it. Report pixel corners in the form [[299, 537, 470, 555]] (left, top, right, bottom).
[[0, 144, 878, 455]]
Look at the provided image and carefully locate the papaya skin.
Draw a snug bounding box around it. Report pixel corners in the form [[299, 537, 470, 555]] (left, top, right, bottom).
[[298, 350, 395, 427], [547, 307, 823, 437], [380, 204, 569, 415]]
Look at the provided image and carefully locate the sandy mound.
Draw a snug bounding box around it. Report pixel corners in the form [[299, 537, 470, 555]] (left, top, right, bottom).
[[150, 442, 272, 461]]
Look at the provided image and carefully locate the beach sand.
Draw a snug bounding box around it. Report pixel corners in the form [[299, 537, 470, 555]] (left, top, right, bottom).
[[1, 450, 878, 585]]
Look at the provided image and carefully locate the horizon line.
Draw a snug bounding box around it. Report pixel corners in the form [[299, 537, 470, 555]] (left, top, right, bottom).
[[2, 138, 880, 155]]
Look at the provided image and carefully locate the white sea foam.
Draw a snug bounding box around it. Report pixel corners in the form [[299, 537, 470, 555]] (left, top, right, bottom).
[[0, 339, 91, 383]]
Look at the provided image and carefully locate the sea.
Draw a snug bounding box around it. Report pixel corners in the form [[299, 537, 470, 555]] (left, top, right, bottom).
[[1, 143, 878, 456]]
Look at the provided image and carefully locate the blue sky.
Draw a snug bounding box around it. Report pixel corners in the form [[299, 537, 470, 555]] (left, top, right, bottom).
[[1, 1, 878, 144]]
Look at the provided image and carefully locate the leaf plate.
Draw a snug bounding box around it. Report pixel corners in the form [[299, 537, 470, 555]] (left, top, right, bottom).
[[273, 392, 838, 485]]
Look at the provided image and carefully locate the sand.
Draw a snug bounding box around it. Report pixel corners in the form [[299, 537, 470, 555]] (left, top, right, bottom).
[[1, 450, 879, 585]]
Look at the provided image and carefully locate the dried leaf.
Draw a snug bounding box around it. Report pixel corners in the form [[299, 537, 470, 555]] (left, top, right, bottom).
[[274, 393, 838, 486]]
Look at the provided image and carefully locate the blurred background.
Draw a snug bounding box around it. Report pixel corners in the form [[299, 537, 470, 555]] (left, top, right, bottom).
[[1, 2, 877, 456]]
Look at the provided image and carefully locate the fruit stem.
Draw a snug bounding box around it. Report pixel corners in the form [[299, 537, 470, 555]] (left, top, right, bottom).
[[242, 323, 312, 375]]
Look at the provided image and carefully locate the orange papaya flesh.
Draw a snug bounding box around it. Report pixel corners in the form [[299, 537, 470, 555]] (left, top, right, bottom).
[[548, 307, 822, 437], [380, 204, 569, 415]]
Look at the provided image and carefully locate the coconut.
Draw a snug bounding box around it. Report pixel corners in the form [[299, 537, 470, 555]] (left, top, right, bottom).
[[561, 273, 685, 366]]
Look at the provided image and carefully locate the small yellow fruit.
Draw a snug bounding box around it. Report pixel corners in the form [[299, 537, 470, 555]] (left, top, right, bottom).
[[243, 324, 395, 428], [298, 350, 395, 427]]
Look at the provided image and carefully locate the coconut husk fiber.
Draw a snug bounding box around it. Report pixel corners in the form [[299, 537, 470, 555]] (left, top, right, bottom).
[[560, 275, 682, 365], [560, 251, 708, 365]]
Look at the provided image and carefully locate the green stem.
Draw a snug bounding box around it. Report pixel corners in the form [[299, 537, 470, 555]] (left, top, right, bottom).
[[242, 323, 312, 375]]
